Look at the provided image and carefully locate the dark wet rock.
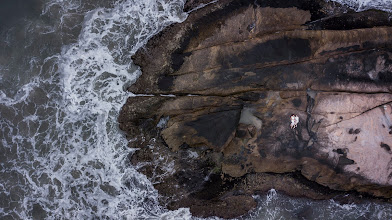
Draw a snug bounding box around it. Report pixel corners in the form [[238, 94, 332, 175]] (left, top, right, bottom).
[[337, 156, 355, 166], [119, 0, 392, 218], [307, 10, 392, 30], [381, 142, 391, 152]]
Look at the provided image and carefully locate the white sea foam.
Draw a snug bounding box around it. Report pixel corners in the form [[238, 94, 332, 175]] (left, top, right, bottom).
[[330, 0, 392, 12], [242, 190, 392, 220], [0, 0, 189, 219], [41, 0, 187, 218], [160, 208, 193, 220], [157, 116, 170, 128]]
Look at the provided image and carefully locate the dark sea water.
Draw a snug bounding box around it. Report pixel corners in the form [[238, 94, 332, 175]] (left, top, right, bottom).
[[0, 0, 391, 219]]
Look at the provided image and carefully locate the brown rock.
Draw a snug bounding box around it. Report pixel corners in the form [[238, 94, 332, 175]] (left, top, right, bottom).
[[119, 0, 392, 218]]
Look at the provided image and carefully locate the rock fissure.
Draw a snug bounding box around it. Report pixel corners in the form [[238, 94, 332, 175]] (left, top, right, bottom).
[[131, 90, 392, 99], [324, 100, 392, 128], [172, 42, 392, 78]]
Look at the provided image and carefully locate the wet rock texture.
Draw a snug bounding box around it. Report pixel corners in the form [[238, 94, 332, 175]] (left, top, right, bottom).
[[119, 0, 392, 218]]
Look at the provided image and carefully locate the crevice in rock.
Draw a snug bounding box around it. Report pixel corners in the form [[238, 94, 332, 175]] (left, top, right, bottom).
[[324, 100, 392, 128], [130, 90, 392, 99], [287, 171, 392, 203], [306, 9, 392, 30], [172, 43, 392, 77], [184, 0, 219, 14]]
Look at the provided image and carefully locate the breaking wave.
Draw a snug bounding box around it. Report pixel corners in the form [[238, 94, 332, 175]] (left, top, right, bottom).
[[330, 0, 392, 12], [0, 0, 190, 218]]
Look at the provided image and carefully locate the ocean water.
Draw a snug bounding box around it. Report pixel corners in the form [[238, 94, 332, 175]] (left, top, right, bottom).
[[0, 0, 191, 219], [0, 0, 391, 219]]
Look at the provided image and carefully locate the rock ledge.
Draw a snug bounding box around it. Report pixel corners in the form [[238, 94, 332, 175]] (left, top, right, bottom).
[[119, 0, 392, 218]]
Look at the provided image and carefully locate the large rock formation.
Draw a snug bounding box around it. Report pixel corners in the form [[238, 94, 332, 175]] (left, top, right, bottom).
[[119, 0, 392, 218]]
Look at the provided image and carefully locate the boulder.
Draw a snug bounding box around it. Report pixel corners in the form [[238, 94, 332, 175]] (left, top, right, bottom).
[[119, 0, 392, 218]]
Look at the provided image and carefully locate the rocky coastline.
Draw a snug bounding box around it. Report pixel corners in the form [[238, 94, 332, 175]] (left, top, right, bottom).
[[119, 0, 392, 218]]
